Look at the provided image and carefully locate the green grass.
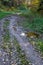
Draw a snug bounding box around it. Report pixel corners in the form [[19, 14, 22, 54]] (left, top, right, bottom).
[[0, 10, 22, 19], [20, 11, 43, 33], [0, 9, 30, 19], [35, 40, 43, 53], [0, 11, 12, 19]]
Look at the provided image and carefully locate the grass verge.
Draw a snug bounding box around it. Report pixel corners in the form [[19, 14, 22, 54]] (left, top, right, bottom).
[[0, 11, 12, 19]]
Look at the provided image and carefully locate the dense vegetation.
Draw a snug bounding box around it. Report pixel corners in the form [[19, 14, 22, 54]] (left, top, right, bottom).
[[0, 0, 43, 12]]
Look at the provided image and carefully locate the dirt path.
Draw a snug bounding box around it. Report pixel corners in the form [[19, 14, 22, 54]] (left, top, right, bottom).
[[0, 17, 19, 65], [0, 15, 43, 65]]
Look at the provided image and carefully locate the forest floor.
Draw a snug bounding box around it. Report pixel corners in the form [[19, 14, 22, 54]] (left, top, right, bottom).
[[0, 14, 43, 65]]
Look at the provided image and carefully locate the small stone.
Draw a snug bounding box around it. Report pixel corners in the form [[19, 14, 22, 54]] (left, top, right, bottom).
[[11, 43, 13, 45], [32, 64, 34, 65], [20, 32, 26, 36], [12, 63, 14, 65], [11, 61, 13, 64], [6, 59, 9, 61], [29, 62, 32, 65], [3, 62, 6, 64], [2, 59, 4, 61], [0, 51, 2, 56], [11, 52, 13, 54], [0, 51, 1, 53]]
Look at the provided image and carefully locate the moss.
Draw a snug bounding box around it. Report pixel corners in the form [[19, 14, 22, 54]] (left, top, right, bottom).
[[26, 32, 39, 38]]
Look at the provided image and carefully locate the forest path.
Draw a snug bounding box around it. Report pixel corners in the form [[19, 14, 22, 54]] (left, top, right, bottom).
[[0, 15, 43, 65]]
